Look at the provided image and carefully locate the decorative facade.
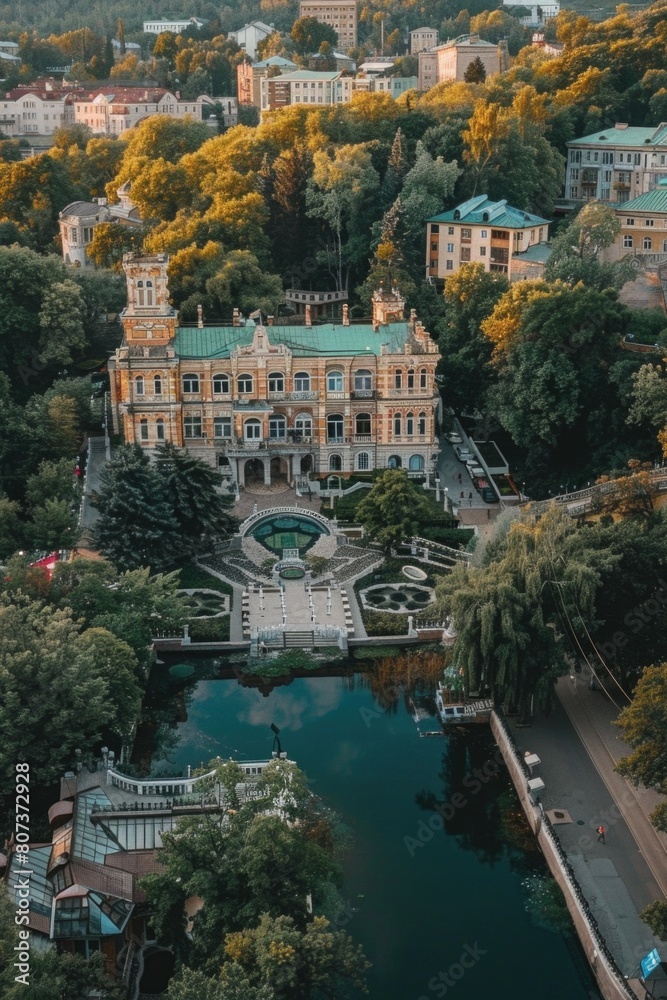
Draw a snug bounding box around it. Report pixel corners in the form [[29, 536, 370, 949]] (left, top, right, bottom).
[[564, 122, 667, 206], [109, 254, 441, 487]]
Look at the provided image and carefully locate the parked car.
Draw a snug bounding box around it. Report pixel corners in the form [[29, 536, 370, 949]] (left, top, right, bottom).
[[454, 445, 473, 462], [475, 479, 499, 503], [468, 465, 485, 481], [444, 431, 462, 444]]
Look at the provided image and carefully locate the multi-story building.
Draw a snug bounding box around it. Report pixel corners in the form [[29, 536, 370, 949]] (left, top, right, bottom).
[[418, 50, 438, 91], [109, 254, 441, 484], [435, 34, 500, 82], [261, 69, 353, 111], [59, 185, 141, 267], [605, 182, 667, 263], [73, 87, 207, 135], [237, 55, 298, 106], [564, 123, 667, 206], [228, 21, 274, 59], [410, 27, 438, 54], [298, 0, 358, 51], [426, 195, 550, 280], [0, 82, 80, 136], [502, 0, 559, 25], [143, 17, 207, 34]]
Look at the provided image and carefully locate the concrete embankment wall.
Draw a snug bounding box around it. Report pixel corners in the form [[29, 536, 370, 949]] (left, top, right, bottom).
[[491, 711, 639, 1000]]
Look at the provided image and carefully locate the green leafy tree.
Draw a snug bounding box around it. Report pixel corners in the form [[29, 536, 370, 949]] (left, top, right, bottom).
[[155, 443, 237, 551], [291, 16, 338, 54], [0, 153, 79, 250], [38, 279, 87, 365], [640, 900, 667, 940], [25, 458, 77, 509], [29, 498, 79, 550], [0, 949, 125, 1000], [544, 202, 634, 290], [93, 444, 183, 571], [0, 494, 23, 559], [463, 56, 487, 83], [616, 662, 667, 792], [394, 140, 459, 271], [356, 470, 431, 555]]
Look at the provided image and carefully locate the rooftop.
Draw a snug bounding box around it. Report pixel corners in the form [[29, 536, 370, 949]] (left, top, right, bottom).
[[253, 55, 298, 69], [60, 200, 106, 218], [174, 321, 415, 359], [511, 241, 553, 263], [568, 123, 667, 147], [269, 70, 342, 82], [617, 183, 667, 214], [428, 194, 550, 229], [436, 33, 496, 49]]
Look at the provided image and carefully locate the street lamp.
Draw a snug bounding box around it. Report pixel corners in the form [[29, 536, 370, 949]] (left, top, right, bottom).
[[444, 486, 449, 513]]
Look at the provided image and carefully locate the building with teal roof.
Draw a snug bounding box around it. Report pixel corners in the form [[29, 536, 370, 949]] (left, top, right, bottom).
[[426, 195, 551, 281], [564, 122, 667, 207], [109, 255, 442, 488], [607, 178, 667, 264]]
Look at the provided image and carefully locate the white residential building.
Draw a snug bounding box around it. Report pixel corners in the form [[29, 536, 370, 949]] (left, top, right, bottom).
[[73, 87, 205, 136], [228, 21, 274, 59], [0, 85, 77, 136], [564, 122, 667, 205], [418, 50, 438, 91], [409, 27, 438, 54], [143, 17, 207, 34], [59, 186, 141, 267]]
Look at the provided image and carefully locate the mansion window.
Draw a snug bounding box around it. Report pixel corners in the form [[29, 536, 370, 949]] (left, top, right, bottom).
[[136, 279, 153, 307], [643, 237, 653, 250], [623, 235, 633, 249], [213, 416, 231, 438], [355, 413, 371, 435], [156, 418, 165, 440], [406, 412, 414, 436], [269, 415, 287, 439], [394, 369, 402, 389], [327, 370, 343, 392], [329, 454, 342, 471], [460, 247, 471, 261], [237, 373, 253, 393], [213, 373, 230, 394], [182, 373, 200, 394], [294, 371, 311, 392], [327, 414, 344, 443], [393, 413, 401, 436], [153, 375, 162, 395], [461, 228, 471, 240], [139, 418, 148, 441], [244, 418, 261, 440], [135, 376, 145, 396], [184, 414, 202, 438], [407, 369, 415, 390], [268, 372, 284, 393], [418, 412, 426, 435], [388, 455, 402, 468], [409, 454, 424, 471], [354, 369, 372, 391], [356, 451, 370, 471], [294, 414, 312, 438]]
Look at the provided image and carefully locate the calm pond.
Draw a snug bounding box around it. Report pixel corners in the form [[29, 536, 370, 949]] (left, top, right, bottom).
[[152, 665, 599, 1000]]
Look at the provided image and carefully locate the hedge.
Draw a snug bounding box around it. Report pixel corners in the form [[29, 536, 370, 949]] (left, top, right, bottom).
[[420, 527, 475, 548], [188, 617, 230, 642], [361, 609, 410, 636]]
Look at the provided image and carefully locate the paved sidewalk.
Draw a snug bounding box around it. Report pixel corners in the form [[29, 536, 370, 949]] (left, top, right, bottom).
[[505, 671, 666, 984]]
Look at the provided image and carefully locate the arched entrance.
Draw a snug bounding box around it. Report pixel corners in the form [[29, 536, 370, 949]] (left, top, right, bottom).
[[245, 457, 264, 486], [270, 456, 289, 485], [301, 454, 313, 474]]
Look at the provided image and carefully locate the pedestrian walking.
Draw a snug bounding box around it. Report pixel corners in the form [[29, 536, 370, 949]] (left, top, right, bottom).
[[460, 490, 464, 500], [457, 472, 462, 484], [468, 491, 473, 501], [596, 825, 606, 843]]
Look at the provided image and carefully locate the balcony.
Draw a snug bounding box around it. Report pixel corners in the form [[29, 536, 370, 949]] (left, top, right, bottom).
[[354, 434, 372, 443], [387, 387, 430, 397], [327, 437, 345, 445], [268, 390, 318, 401], [352, 389, 375, 400], [327, 391, 346, 400]]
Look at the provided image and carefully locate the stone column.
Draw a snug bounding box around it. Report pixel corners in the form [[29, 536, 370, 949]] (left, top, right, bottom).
[[237, 458, 245, 487], [263, 457, 271, 486]]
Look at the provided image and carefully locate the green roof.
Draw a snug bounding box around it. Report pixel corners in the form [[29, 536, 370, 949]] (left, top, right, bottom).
[[511, 241, 552, 263], [428, 194, 549, 229], [174, 321, 411, 360], [618, 185, 667, 214], [568, 125, 667, 147], [274, 70, 341, 82]]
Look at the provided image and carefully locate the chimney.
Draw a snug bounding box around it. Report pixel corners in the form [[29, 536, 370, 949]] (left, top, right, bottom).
[[233, 307, 241, 327], [267, 315, 274, 326], [305, 304, 312, 327], [197, 304, 203, 328], [342, 303, 349, 326]]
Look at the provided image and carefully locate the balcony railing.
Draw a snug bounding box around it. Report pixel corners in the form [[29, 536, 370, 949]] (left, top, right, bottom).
[[327, 390, 346, 400], [352, 389, 375, 399], [354, 434, 372, 443], [327, 436, 345, 445], [268, 390, 318, 401]]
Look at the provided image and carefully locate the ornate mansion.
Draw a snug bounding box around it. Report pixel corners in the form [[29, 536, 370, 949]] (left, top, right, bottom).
[[109, 254, 442, 488]]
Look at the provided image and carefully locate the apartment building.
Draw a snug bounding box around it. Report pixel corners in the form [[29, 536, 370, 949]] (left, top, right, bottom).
[[260, 69, 354, 111], [109, 255, 441, 482], [605, 183, 667, 262], [426, 195, 550, 279], [0, 83, 80, 136], [73, 87, 206, 135], [564, 122, 667, 206], [435, 34, 500, 82], [143, 17, 206, 34], [298, 0, 358, 51], [237, 55, 297, 106], [228, 21, 274, 59], [410, 27, 438, 54], [418, 50, 438, 90]]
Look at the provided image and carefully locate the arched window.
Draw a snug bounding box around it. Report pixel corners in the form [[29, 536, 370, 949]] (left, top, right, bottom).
[[294, 371, 311, 393], [268, 371, 284, 393], [327, 370, 343, 392], [407, 368, 415, 389], [406, 412, 414, 436], [643, 236, 653, 251], [269, 415, 286, 439], [327, 414, 344, 442], [294, 413, 312, 438], [409, 454, 424, 471], [136, 279, 144, 306], [357, 452, 370, 471], [394, 368, 402, 389], [393, 413, 401, 436], [155, 418, 165, 441], [329, 454, 342, 471], [237, 373, 253, 394], [153, 375, 162, 395], [418, 412, 426, 435], [388, 455, 402, 468], [139, 418, 148, 441], [145, 279, 153, 306], [212, 373, 229, 394], [420, 368, 427, 389], [244, 418, 261, 440], [355, 413, 371, 436], [135, 375, 145, 396], [354, 369, 372, 392], [182, 373, 199, 394]]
